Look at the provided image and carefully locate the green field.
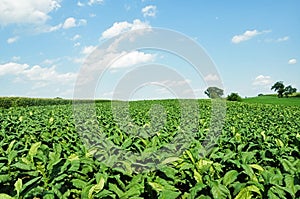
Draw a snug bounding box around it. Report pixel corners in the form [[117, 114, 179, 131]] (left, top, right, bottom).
[[243, 95, 300, 106], [0, 99, 299, 198]]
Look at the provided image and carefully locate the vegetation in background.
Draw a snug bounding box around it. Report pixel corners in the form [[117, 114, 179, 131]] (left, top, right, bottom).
[[271, 81, 297, 98], [227, 93, 242, 102], [0, 99, 299, 198], [204, 87, 224, 99], [242, 95, 300, 106], [0, 97, 111, 109]]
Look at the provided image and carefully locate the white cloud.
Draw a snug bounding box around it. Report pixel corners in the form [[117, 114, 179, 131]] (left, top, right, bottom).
[[204, 74, 219, 81], [7, 36, 19, 44], [81, 45, 97, 55], [60, 17, 87, 29], [101, 19, 150, 39], [42, 58, 60, 65], [232, 29, 270, 44], [253, 75, 272, 86], [0, 62, 29, 75], [74, 42, 81, 47], [0, 0, 61, 25], [78, 19, 87, 26], [72, 34, 81, 41], [62, 17, 87, 29], [288, 58, 297, 65], [63, 17, 76, 29], [110, 51, 156, 68], [142, 5, 157, 17], [88, 0, 104, 6], [277, 36, 289, 42], [77, 1, 84, 7], [46, 23, 63, 32], [0, 62, 76, 85]]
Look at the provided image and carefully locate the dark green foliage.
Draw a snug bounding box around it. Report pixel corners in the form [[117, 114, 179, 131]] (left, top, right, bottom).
[[227, 93, 242, 102], [204, 87, 224, 99], [271, 81, 297, 98], [0, 97, 112, 109], [284, 86, 297, 97], [271, 81, 285, 98]]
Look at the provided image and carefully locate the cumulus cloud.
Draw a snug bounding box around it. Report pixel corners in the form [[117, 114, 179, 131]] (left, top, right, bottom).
[[72, 34, 81, 41], [0, 62, 76, 85], [77, 1, 84, 7], [0, 0, 60, 25], [288, 58, 297, 65], [36, 17, 86, 33], [277, 36, 289, 42], [142, 5, 157, 17], [74, 42, 81, 47], [7, 36, 19, 44], [101, 19, 150, 39], [253, 75, 272, 86], [88, 0, 104, 6], [81, 45, 97, 55], [63, 17, 76, 29], [232, 29, 270, 44], [110, 51, 156, 68]]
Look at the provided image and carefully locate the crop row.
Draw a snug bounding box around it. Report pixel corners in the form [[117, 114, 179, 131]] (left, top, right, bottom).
[[0, 100, 299, 198]]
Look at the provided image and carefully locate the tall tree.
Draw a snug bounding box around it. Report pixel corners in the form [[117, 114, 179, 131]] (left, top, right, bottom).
[[204, 87, 224, 99], [284, 85, 297, 97], [271, 81, 285, 98]]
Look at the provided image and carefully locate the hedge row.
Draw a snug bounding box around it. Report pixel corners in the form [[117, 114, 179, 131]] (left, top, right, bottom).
[[0, 97, 112, 109]]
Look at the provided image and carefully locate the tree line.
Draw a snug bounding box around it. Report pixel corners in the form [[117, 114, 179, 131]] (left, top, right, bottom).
[[204, 81, 298, 101]]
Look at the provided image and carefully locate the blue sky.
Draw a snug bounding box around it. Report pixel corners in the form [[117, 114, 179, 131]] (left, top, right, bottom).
[[0, 0, 299, 99]]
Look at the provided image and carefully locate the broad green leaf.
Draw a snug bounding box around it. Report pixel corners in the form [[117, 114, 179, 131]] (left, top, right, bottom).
[[159, 190, 181, 199], [211, 181, 230, 199], [13, 162, 32, 170], [249, 164, 264, 172], [8, 150, 18, 164], [109, 183, 124, 197], [68, 154, 79, 161], [0, 194, 14, 199], [14, 178, 22, 196], [0, 174, 10, 183], [122, 187, 141, 198], [193, 169, 202, 183], [275, 138, 284, 148], [28, 142, 41, 158], [280, 159, 296, 173], [284, 175, 295, 196], [6, 140, 16, 154], [21, 176, 42, 192], [260, 131, 266, 140], [268, 186, 286, 199], [223, 170, 239, 186], [71, 179, 87, 189], [235, 185, 261, 199], [235, 187, 252, 199], [149, 182, 164, 192], [88, 178, 105, 199], [185, 150, 195, 164], [161, 157, 182, 165]]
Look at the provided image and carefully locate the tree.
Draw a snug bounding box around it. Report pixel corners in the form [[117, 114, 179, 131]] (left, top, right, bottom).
[[204, 87, 224, 99], [271, 81, 285, 98], [283, 85, 297, 97], [227, 93, 242, 102]]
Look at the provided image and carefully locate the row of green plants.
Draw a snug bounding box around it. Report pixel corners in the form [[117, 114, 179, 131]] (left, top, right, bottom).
[[0, 97, 112, 109], [0, 100, 299, 198]]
